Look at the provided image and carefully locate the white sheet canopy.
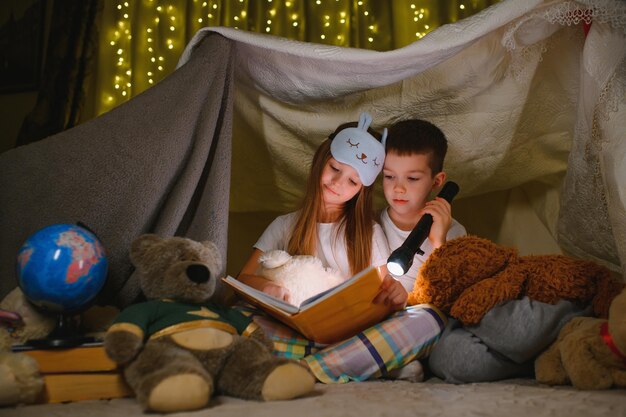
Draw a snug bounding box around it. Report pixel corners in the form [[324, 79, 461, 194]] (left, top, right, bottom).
[[178, 0, 626, 277]]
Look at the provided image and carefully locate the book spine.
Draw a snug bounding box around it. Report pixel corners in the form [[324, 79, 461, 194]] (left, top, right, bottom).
[[40, 373, 132, 403], [22, 346, 118, 373]]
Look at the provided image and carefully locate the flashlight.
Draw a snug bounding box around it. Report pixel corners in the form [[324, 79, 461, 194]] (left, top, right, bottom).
[[386, 181, 460, 277]]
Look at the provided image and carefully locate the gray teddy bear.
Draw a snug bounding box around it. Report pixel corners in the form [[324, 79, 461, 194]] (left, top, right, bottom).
[[104, 234, 314, 413]]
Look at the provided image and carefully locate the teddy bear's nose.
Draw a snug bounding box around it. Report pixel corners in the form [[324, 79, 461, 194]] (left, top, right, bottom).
[[186, 264, 211, 283]]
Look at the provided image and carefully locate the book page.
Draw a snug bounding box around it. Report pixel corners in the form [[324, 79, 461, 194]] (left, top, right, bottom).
[[299, 266, 377, 309], [222, 276, 301, 314]]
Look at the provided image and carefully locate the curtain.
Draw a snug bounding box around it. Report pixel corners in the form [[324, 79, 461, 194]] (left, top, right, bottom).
[[15, 0, 102, 146]]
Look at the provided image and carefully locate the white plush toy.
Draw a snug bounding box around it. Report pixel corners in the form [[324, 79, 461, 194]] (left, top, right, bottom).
[[257, 250, 344, 306]]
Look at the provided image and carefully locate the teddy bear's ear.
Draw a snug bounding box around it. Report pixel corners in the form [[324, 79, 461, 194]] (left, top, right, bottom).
[[129, 234, 163, 266]]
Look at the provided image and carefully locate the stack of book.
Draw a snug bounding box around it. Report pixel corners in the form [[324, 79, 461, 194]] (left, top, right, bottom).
[[14, 342, 133, 403]]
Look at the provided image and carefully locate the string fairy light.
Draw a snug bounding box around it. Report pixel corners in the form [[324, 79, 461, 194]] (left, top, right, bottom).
[[98, 0, 495, 115]]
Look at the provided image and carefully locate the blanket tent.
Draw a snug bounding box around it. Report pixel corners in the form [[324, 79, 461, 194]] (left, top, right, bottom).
[[0, 0, 624, 308]]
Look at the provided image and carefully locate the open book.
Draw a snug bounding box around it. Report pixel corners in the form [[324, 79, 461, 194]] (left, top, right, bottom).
[[222, 266, 394, 344]]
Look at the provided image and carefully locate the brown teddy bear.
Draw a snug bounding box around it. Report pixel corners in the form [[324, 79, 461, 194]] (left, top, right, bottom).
[[535, 288, 626, 389], [408, 236, 624, 325], [104, 234, 315, 413]]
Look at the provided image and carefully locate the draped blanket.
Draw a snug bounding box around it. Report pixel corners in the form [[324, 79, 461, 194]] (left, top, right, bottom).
[[0, 36, 234, 306], [1, 0, 624, 306], [178, 0, 626, 274]]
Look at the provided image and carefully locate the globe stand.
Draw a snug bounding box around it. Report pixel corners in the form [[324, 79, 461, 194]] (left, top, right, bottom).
[[26, 312, 97, 349]]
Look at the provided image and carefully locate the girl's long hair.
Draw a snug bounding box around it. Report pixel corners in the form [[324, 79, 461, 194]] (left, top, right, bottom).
[[287, 123, 378, 275]]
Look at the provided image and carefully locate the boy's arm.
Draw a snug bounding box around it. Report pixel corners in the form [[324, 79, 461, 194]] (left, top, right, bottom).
[[422, 197, 453, 249]]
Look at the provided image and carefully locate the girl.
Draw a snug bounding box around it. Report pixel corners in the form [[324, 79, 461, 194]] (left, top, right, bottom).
[[237, 113, 445, 383], [238, 112, 405, 307]]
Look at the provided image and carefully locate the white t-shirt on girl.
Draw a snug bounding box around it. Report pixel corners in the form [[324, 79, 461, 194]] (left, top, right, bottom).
[[254, 211, 390, 280], [380, 207, 467, 292]]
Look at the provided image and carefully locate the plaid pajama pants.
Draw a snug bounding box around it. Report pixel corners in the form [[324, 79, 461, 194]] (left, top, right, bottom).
[[234, 304, 446, 383]]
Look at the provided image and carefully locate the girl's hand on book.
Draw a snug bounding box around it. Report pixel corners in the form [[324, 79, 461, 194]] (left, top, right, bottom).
[[373, 274, 408, 311], [261, 281, 292, 303]]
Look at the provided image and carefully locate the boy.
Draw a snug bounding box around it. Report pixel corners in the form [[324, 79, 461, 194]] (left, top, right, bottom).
[[380, 118, 466, 291], [382, 122, 588, 385]]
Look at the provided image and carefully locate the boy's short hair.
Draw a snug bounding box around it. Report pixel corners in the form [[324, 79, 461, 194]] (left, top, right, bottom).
[[386, 119, 448, 174]]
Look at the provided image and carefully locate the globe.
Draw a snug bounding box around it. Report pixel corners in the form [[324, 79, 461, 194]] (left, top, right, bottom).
[[16, 224, 108, 314]]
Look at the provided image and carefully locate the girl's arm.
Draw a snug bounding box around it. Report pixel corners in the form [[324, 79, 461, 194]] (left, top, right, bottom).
[[237, 248, 292, 302]]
